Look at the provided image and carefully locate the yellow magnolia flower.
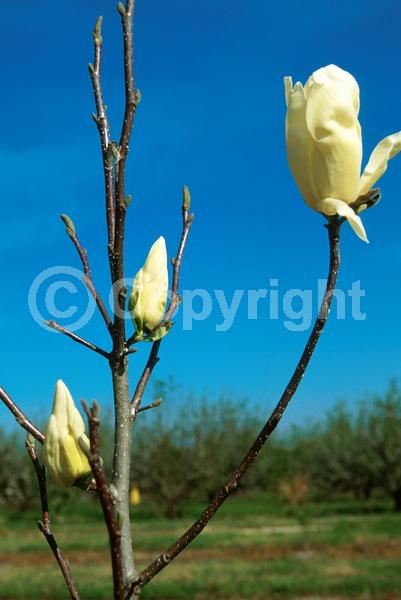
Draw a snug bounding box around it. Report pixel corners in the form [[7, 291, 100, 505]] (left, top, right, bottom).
[[129, 236, 168, 335], [285, 64, 401, 242], [129, 485, 141, 506], [44, 380, 92, 487]]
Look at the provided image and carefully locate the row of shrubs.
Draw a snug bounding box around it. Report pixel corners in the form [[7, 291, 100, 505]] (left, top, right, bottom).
[[1, 379, 401, 518]]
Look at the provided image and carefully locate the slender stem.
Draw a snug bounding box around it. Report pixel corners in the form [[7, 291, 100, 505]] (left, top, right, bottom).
[[46, 320, 110, 359], [130, 341, 160, 416], [164, 202, 193, 323], [106, 3, 138, 589], [89, 16, 116, 249], [114, 0, 137, 279], [132, 217, 342, 590], [61, 216, 113, 332], [26, 439, 80, 600], [118, 0, 136, 159], [82, 401, 125, 600], [0, 387, 44, 443]]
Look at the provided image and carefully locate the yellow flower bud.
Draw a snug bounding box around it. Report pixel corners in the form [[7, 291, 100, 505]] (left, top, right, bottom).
[[285, 64, 401, 242], [129, 485, 141, 506], [129, 236, 168, 335], [44, 380, 92, 487]]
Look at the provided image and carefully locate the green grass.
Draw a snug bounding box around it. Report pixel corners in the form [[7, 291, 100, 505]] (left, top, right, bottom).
[[1, 495, 401, 599]]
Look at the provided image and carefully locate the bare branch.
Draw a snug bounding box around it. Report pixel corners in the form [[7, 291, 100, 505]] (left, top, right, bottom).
[[46, 321, 110, 359], [118, 0, 136, 159], [113, 0, 137, 291], [131, 217, 343, 591], [88, 15, 116, 248], [60, 214, 113, 333], [165, 186, 194, 322], [0, 386, 44, 444], [26, 438, 80, 600], [81, 400, 125, 600]]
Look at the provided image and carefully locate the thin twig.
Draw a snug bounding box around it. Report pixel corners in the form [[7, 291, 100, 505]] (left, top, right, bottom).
[[81, 400, 125, 600], [130, 217, 342, 591], [130, 341, 161, 417], [0, 387, 44, 443], [46, 320, 110, 359], [113, 0, 137, 285], [60, 214, 113, 333], [165, 189, 193, 322], [137, 397, 162, 414], [26, 439, 80, 600], [118, 0, 136, 160], [88, 15, 116, 248]]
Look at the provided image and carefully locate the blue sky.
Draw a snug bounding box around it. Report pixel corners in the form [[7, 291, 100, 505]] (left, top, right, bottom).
[[1, 0, 401, 430]]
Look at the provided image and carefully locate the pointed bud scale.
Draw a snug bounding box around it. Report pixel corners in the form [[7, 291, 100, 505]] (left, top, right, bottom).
[[93, 16, 103, 44], [117, 2, 126, 17], [182, 186, 191, 211], [60, 214, 76, 235]]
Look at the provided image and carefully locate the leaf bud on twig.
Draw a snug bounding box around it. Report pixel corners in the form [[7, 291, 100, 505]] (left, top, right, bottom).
[[60, 214, 76, 235], [117, 2, 126, 17], [182, 185, 191, 211], [93, 16, 103, 45]]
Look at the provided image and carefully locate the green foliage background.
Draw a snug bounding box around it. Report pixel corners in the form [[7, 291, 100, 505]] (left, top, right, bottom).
[[2, 379, 401, 517]]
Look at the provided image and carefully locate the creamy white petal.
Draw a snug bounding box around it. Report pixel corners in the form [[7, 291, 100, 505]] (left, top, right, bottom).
[[52, 380, 69, 431], [285, 79, 316, 206], [142, 237, 167, 284], [305, 67, 362, 203], [305, 65, 360, 114], [318, 198, 369, 243], [284, 76, 293, 107], [44, 415, 61, 479], [357, 131, 401, 197]]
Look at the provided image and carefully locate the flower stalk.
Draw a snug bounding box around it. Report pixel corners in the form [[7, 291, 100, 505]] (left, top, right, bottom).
[[130, 216, 342, 592]]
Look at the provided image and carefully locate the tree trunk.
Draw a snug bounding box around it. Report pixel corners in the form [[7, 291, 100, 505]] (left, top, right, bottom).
[[111, 356, 137, 585]]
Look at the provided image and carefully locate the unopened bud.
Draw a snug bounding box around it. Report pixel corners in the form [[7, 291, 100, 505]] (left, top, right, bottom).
[[128, 237, 168, 337], [60, 214, 76, 235], [93, 16, 103, 44], [43, 380, 92, 487], [182, 186, 191, 211]]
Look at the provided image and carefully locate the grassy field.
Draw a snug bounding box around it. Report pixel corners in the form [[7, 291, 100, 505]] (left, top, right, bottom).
[[1, 494, 401, 599]]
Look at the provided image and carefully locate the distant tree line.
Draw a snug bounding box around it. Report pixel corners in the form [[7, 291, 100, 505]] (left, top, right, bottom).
[[1, 380, 401, 517]]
